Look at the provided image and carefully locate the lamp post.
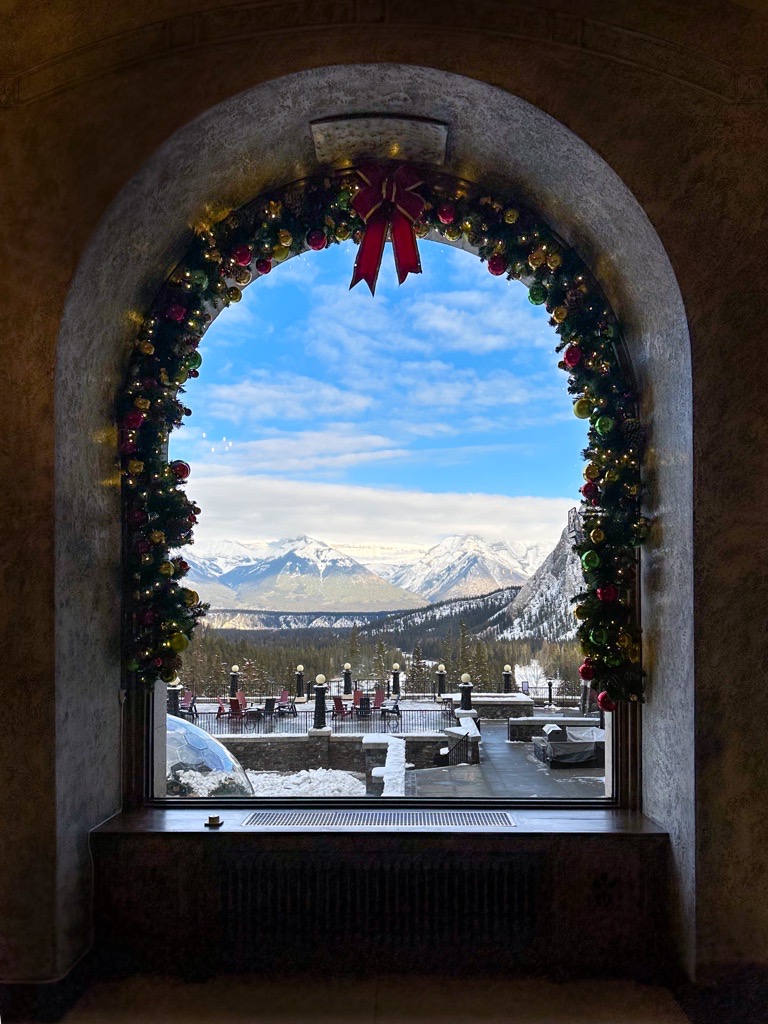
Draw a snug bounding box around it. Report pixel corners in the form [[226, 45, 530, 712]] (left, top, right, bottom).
[[547, 678, 554, 707], [295, 664, 305, 698], [229, 664, 240, 698], [502, 664, 512, 693], [391, 662, 400, 697], [459, 672, 473, 711], [436, 663, 446, 697], [313, 674, 327, 729], [343, 662, 352, 696]]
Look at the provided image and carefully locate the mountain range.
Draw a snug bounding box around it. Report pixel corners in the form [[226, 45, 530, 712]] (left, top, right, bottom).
[[182, 533, 552, 612]]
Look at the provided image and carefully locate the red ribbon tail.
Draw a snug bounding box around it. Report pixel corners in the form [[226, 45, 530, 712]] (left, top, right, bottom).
[[350, 215, 388, 296], [391, 210, 422, 285]]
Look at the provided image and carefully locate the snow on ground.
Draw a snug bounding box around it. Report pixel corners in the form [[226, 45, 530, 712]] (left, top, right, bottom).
[[245, 767, 366, 797], [380, 737, 406, 797], [174, 769, 241, 797]]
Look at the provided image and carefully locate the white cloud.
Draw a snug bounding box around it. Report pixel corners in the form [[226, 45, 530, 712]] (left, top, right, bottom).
[[201, 371, 373, 423], [187, 474, 574, 551]]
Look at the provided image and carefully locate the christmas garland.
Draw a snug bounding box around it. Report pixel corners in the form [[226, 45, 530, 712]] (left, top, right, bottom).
[[120, 164, 648, 703]]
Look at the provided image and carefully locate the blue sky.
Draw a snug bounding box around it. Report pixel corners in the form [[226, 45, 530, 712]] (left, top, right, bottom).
[[170, 241, 583, 552]]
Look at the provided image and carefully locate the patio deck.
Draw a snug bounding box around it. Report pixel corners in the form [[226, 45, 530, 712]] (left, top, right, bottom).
[[413, 721, 606, 799]]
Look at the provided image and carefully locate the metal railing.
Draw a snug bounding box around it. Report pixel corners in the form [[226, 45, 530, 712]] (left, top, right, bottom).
[[446, 731, 471, 766], [184, 707, 445, 737]]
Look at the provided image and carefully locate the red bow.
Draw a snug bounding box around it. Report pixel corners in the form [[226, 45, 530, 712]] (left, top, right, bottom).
[[349, 163, 426, 295]]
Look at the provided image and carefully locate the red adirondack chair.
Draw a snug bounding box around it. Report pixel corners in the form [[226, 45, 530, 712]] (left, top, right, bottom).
[[236, 689, 248, 712], [216, 696, 229, 718], [372, 688, 385, 710], [331, 695, 352, 719], [180, 689, 197, 716], [353, 689, 362, 707], [279, 688, 290, 704]]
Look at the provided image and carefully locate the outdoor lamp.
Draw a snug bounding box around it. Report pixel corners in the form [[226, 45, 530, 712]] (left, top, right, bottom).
[[461, 673, 471, 683], [316, 674, 326, 685], [437, 664, 446, 673], [296, 664, 304, 672], [343, 662, 351, 671], [392, 663, 400, 671], [231, 664, 239, 673], [503, 664, 511, 673]]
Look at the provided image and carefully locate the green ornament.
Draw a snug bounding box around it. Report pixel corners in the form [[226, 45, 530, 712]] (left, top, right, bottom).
[[188, 270, 208, 289], [581, 549, 600, 570], [337, 191, 351, 210], [528, 282, 547, 305], [186, 351, 203, 370], [169, 632, 189, 652], [596, 415, 615, 436], [126, 658, 140, 672], [605, 653, 624, 667], [590, 627, 609, 645], [573, 398, 593, 419]]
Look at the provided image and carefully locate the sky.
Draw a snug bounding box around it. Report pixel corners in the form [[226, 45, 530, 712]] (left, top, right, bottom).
[[169, 241, 584, 553]]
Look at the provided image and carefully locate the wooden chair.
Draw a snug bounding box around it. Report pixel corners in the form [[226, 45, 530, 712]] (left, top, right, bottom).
[[179, 689, 197, 717], [372, 688, 386, 711], [331, 695, 352, 719], [216, 696, 229, 718], [353, 689, 362, 708], [236, 688, 249, 712], [279, 688, 290, 704]]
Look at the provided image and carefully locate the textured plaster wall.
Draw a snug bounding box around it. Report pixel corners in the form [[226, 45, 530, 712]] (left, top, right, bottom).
[[1, 0, 767, 985]]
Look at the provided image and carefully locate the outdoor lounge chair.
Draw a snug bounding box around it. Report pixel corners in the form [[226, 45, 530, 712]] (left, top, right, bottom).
[[353, 689, 362, 708], [331, 695, 352, 719], [372, 688, 385, 711], [216, 696, 229, 718], [380, 699, 401, 723], [277, 695, 297, 716], [279, 688, 290, 704], [179, 689, 197, 717]]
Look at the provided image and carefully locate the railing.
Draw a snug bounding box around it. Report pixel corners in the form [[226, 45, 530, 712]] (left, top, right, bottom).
[[446, 731, 471, 766], [186, 707, 445, 737]]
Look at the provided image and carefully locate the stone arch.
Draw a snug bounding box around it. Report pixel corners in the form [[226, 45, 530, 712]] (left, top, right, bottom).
[[56, 64, 693, 965]]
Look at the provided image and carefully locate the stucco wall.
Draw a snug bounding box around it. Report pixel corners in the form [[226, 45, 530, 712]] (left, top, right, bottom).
[[1, 0, 766, 985]]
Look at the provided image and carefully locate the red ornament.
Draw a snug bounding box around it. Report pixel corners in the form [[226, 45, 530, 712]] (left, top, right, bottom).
[[187, 514, 198, 524], [437, 203, 456, 225], [124, 410, 145, 430], [120, 440, 138, 456], [255, 257, 272, 275], [306, 229, 327, 251], [165, 304, 186, 322], [138, 609, 157, 627], [579, 661, 596, 681], [581, 481, 599, 501], [597, 691, 617, 713], [170, 460, 191, 481], [188, 369, 200, 378], [487, 254, 507, 276], [128, 509, 149, 527], [597, 584, 619, 602], [153, 657, 164, 668], [563, 345, 582, 368], [232, 244, 252, 267], [135, 538, 151, 555]]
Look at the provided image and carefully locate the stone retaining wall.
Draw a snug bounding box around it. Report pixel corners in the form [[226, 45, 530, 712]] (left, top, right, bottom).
[[223, 732, 445, 774]]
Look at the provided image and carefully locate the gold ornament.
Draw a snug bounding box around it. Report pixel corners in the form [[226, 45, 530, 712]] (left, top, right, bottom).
[[149, 530, 165, 545], [584, 464, 600, 481], [134, 397, 151, 411], [625, 483, 639, 496], [127, 460, 144, 476], [552, 305, 568, 324], [278, 229, 293, 247], [137, 340, 155, 356], [462, 219, 473, 234], [574, 605, 588, 620], [413, 221, 428, 238], [528, 248, 546, 269], [234, 268, 252, 286], [445, 224, 462, 241], [272, 244, 290, 262], [267, 200, 282, 217], [503, 207, 519, 224], [203, 248, 222, 262], [158, 561, 175, 577], [546, 251, 562, 270], [589, 527, 606, 544], [617, 632, 632, 650], [573, 398, 592, 419], [227, 287, 242, 302], [335, 222, 351, 241], [605, 469, 620, 483], [629, 645, 641, 664]]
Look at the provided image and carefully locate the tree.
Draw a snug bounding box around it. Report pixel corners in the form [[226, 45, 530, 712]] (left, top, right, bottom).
[[347, 624, 360, 671], [473, 640, 489, 689], [373, 639, 387, 687], [458, 620, 471, 677], [410, 643, 427, 694]]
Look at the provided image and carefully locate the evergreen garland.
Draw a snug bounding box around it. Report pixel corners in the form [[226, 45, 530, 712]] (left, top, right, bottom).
[[121, 164, 648, 703]]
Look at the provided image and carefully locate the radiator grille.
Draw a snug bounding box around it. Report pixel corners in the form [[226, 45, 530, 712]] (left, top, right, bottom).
[[220, 851, 538, 966], [241, 809, 515, 829]]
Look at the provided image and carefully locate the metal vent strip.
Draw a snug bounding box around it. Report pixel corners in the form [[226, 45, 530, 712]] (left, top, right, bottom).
[[241, 809, 515, 829]]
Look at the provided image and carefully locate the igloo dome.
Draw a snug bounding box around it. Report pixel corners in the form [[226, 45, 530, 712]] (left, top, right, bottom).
[[166, 714, 253, 797]]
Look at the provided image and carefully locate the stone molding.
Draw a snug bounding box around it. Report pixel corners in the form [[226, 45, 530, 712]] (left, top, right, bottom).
[[2, 3, 766, 109]]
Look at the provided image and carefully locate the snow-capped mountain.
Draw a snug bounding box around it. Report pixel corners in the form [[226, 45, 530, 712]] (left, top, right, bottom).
[[185, 536, 427, 612], [338, 542, 428, 583], [390, 534, 551, 603], [497, 528, 584, 642]]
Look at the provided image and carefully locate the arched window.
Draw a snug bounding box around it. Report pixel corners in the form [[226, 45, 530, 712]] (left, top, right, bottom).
[[119, 165, 647, 803]]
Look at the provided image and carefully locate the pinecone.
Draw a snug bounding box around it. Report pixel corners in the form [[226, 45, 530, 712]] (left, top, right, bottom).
[[620, 418, 646, 454]]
